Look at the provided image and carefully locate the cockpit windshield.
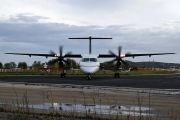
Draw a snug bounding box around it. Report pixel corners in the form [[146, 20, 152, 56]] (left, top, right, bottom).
[[90, 58, 97, 62], [83, 58, 89, 62], [82, 58, 97, 62]]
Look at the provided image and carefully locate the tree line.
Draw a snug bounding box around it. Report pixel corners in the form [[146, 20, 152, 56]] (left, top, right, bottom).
[[0, 58, 79, 69], [0, 62, 28, 69], [0, 58, 131, 70]]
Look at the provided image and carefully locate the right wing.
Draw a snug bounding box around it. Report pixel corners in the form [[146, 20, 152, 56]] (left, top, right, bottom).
[[98, 53, 175, 58]]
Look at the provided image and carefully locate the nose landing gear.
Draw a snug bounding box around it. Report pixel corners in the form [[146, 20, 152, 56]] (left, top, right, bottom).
[[86, 74, 92, 80]]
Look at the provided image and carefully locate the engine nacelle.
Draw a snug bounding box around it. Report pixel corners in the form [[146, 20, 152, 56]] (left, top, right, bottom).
[[116, 61, 122, 67], [59, 61, 64, 66]]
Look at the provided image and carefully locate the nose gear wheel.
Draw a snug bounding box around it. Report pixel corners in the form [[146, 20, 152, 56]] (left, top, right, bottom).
[[86, 74, 92, 80]]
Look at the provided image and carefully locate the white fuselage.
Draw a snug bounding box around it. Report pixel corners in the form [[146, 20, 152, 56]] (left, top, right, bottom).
[[79, 54, 100, 74]]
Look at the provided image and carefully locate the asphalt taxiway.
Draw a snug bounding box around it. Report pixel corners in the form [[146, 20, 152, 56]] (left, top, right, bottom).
[[0, 74, 180, 89]]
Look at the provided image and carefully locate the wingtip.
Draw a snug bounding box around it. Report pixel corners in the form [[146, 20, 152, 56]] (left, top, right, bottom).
[[4, 53, 15, 54]]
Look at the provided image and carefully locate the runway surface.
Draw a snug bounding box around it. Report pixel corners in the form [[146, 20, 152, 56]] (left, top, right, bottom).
[[0, 74, 180, 89]]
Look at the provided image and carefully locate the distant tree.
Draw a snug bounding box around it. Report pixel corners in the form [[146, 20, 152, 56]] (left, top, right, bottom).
[[47, 58, 78, 69], [32, 61, 42, 68], [18, 62, 28, 69], [66, 58, 78, 69], [4, 63, 10, 69], [11, 62, 16, 68], [100, 62, 115, 70], [4, 62, 16, 69], [0, 62, 3, 68], [131, 66, 138, 71], [47, 59, 58, 66]]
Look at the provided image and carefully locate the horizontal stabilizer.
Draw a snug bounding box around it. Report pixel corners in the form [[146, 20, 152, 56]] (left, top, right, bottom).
[[69, 36, 112, 54], [69, 37, 112, 39]]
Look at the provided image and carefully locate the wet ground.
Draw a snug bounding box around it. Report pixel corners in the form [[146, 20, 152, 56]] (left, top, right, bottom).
[[21, 102, 153, 116], [0, 74, 180, 119]]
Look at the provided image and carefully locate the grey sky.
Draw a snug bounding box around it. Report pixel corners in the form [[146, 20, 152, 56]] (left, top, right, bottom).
[[0, 0, 179, 65]]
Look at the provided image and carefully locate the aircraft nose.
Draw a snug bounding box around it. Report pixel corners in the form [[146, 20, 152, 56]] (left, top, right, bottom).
[[80, 66, 99, 74], [88, 67, 97, 73]]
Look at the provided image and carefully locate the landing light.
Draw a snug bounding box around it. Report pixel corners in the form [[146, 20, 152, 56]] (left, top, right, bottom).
[[53, 103, 59, 107], [120, 54, 126, 58], [55, 54, 59, 57]]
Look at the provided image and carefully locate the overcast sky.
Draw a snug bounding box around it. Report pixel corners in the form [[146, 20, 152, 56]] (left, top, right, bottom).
[[0, 0, 179, 65]]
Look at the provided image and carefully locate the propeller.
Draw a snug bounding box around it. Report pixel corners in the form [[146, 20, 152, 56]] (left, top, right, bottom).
[[107, 46, 128, 67], [50, 46, 72, 70]]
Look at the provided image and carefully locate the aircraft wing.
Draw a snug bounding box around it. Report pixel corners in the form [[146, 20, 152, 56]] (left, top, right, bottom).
[[98, 54, 116, 58], [5, 52, 175, 58], [64, 54, 82, 58], [98, 53, 175, 58], [125, 53, 175, 58], [5, 53, 82, 58]]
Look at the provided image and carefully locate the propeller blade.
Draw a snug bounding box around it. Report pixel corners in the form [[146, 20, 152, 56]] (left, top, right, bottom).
[[121, 59, 128, 66], [125, 52, 131, 55], [59, 46, 63, 56], [51, 59, 59, 64], [65, 51, 72, 56], [50, 50, 56, 55], [62, 59, 68, 64], [108, 50, 117, 57], [118, 46, 122, 56], [106, 59, 117, 64]]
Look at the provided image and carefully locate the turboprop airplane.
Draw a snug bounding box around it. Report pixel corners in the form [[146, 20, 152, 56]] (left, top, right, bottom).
[[5, 36, 175, 80]]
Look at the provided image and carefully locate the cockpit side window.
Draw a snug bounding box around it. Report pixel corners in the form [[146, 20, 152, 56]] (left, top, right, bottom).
[[90, 58, 97, 62]]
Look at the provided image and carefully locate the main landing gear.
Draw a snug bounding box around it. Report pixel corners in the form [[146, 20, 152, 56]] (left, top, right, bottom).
[[60, 63, 66, 78], [61, 73, 66, 78], [86, 74, 92, 80], [114, 73, 120, 78]]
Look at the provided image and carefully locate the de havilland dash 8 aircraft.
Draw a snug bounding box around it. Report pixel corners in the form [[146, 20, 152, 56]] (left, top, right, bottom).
[[5, 36, 175, 80]]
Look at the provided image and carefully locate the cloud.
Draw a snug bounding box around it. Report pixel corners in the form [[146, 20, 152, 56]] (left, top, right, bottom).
[[1, 0, 180, 27], [0, 13, 179, 65], [8, 13, 50, 23]]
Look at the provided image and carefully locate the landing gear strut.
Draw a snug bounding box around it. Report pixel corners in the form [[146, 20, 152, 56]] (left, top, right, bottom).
[[114, 73, 120, 78], [86, 74, 92, 80], [60, 62, 66, 78], [114, 64, 120, 78], [61, 73, 66, 78]]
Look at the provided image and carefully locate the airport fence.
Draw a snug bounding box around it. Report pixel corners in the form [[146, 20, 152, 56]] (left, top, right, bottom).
[[0, 68, 81, 74]]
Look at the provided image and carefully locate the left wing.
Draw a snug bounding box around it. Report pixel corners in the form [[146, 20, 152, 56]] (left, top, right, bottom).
[[5, 53, 82, 58]]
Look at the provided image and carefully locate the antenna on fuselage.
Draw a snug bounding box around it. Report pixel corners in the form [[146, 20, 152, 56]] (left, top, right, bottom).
[[69, 36, 112, 54]]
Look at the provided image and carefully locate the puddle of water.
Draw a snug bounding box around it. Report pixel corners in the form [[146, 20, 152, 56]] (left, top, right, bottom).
[[23, 103, 153, 116], [167, 91, 180, 95], [161, 90, 180, 95]]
